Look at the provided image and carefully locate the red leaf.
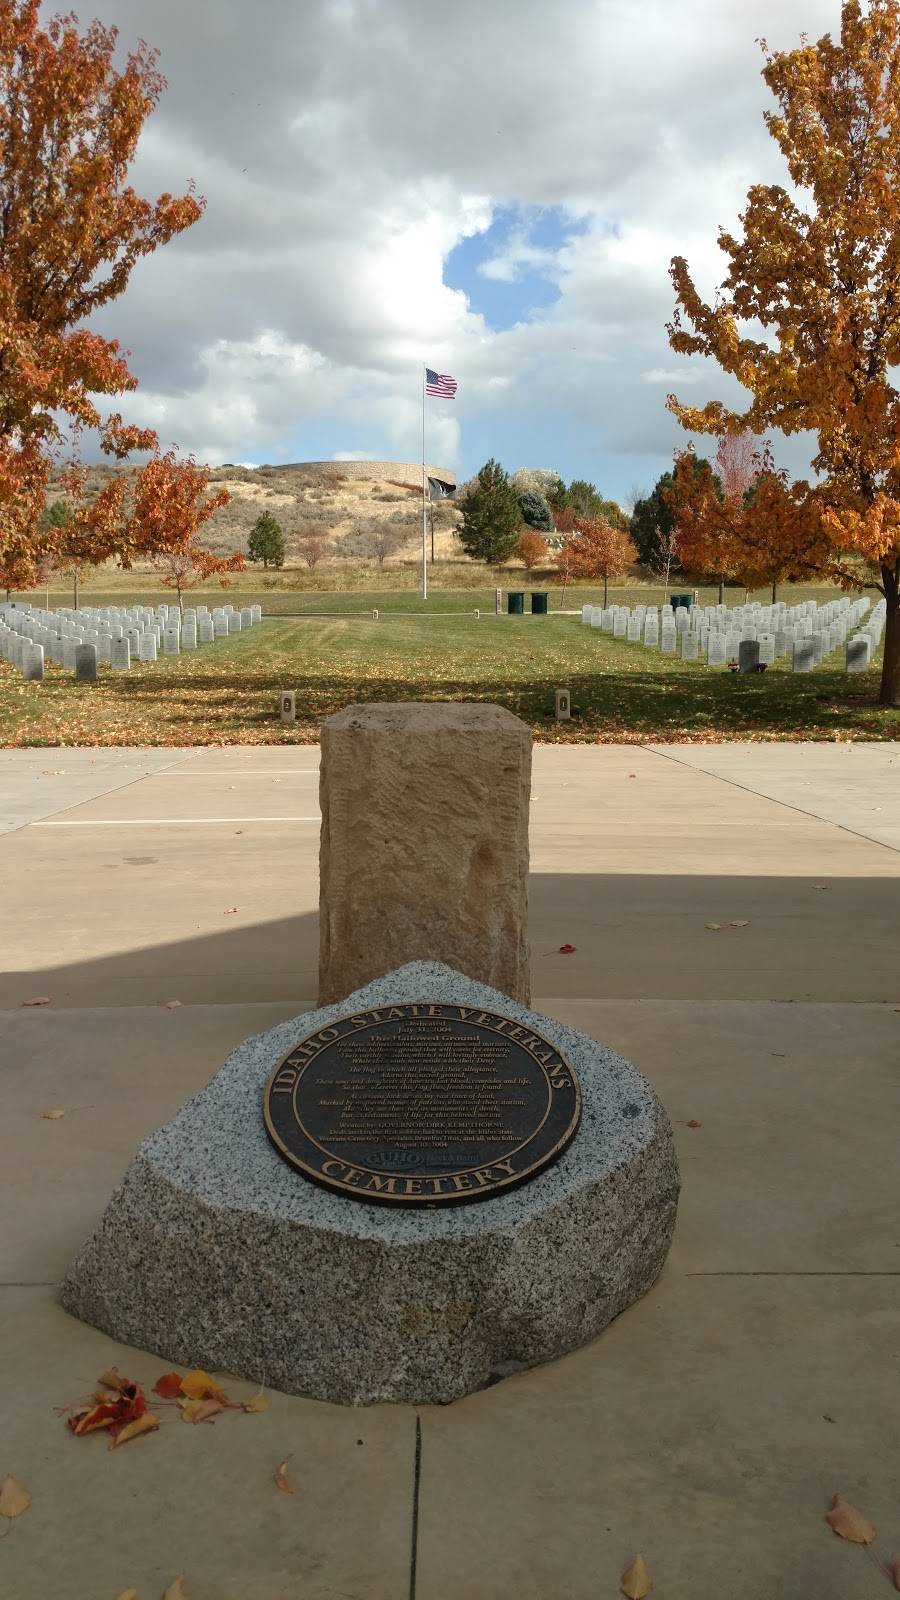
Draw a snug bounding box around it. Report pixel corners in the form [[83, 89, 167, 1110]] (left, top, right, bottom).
[[153, 1372, 184, 1400], [686, 1119, 702, 1128], [69, 1402, 120, 1436], [559, 943, 577, 954]]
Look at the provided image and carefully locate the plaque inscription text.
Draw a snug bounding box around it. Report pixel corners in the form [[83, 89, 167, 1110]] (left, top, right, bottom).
[[263, 1002, 581, 1205]]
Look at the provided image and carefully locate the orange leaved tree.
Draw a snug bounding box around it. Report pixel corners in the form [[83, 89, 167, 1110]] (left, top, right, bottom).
[[127, 449, 242, 612], [0, 2, 204, 579], [515, 528, 549, 575], [39, 455, 133, 606], [667, 446, 823, 607], [556, 512, 636, 606], [667, 0, 900, 704]]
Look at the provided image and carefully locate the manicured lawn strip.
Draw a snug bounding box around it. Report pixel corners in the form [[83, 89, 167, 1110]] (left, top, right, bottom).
[[0, 614, 895, 746], [11, 580, 861, 615]]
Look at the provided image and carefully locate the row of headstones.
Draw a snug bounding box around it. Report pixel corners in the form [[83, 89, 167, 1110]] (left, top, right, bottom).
[[0, 600, 262, 681], [580, 597, 881, 672]]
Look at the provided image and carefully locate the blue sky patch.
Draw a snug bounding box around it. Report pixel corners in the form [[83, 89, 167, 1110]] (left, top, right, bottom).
[[445, 205, 588, 331]]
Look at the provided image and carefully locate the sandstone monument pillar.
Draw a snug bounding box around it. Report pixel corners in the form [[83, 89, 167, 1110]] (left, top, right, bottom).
[[318, 702, 531, 1004]]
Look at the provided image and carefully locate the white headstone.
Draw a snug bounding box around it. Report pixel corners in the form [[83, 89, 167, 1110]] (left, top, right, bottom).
[[23, 643, 44, 681], [846, 637, 870, 672], [139, 633, 158, 663], [75, 643, 97, 681], [111, 637, 131, 670]]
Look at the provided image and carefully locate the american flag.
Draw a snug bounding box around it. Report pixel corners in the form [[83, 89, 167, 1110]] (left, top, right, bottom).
[[425, 367, 457, 398]]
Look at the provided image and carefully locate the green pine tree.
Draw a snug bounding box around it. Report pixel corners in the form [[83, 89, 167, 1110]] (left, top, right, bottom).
[[458, 459, 522, 567], [247, 511, 285, 568], [517, 491, 553, 532], [39, 498, 72, 533]]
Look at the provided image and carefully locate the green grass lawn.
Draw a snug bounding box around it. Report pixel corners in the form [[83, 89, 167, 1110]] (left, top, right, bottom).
[[1, 608, 896, 746]]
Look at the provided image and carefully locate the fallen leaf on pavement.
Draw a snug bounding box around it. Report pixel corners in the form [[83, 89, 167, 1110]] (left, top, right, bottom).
[[621, 1552, 652, 1597], [0, 1477, 31, 1519], [180, 1398, 224, 1425], [22, 996, 50, 1006], [685, 1119, 702, 1128], [115, 1590, 138, 1600], [888, 1554, 900, 1590], [153, 1372, 184, 1399], [559, 943, 576, 954], [109, 1412, 160, 1449], [223, 907, 238, 915], [70, 1401, 122, 1435], [179, 1369, 230, 1404], [825, 1494, 875, 1543], [42, 1108, 65, 1119], [242, 1389, 271, 1414], [164, 1000, 182, 1010], [730, 919, 750, 928], [98, 1368, 130, 1393], [275, 1456, 294, 1494], [705, 922, 721, 931], [162, 1580, 188, 1600]]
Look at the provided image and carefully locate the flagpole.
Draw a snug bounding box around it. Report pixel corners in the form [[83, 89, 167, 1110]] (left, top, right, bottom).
[[421, 364, 428, 601]]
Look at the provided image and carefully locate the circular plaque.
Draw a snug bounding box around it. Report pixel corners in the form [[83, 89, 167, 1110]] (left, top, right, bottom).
[[263, 1001, 581, 1205]]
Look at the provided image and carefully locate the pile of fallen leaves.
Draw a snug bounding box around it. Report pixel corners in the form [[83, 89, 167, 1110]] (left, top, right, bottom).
[[65, 1365, 268, 1448]]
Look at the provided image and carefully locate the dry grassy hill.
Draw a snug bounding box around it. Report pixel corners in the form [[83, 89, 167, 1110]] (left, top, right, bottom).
[[43, 460, 463, 567]]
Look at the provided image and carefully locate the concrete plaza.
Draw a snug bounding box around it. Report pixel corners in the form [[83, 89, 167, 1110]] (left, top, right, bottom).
[[0, 741, 898, 1599]]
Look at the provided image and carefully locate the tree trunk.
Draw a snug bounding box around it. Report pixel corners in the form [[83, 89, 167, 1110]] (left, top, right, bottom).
[[879, 566, 900, 706], [73, 570, 79, 609], [603, 573, 609, 606], [771, 581, 778, 604], [718, 576, 725, 604]]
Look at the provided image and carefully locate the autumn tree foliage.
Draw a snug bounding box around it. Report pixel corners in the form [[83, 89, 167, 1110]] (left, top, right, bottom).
[[127, 450, 242, 611], [556, 511, 636, 605], [667, 0, 900, 704], [630, 457, 720, 568], [514, 528, 549, 573], [297, 528, 328, 569], [37, 456, 131, 606], [0, 2, 205, 582], [665, 431, 764, 601]]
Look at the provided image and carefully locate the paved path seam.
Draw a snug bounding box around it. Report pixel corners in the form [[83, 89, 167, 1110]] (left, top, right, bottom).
[[645, 743, 900, 856]]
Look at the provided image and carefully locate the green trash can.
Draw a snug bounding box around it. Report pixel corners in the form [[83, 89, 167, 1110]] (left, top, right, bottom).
[[531, 592, 548, 615], [507, 592, 525, 615]]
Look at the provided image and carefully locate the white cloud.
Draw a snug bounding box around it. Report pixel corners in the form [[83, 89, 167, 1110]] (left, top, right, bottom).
[[57, 0, 840, 490]]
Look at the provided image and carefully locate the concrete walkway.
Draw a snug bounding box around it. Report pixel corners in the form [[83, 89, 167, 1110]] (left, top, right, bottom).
[[0, 744, 898, 1599]]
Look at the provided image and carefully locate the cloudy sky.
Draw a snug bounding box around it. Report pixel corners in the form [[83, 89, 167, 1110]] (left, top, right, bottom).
[[58, 0, 841, 505]]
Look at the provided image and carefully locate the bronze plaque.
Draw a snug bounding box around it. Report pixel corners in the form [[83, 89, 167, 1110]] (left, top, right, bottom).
[[263, 1002, 581, 1205]]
